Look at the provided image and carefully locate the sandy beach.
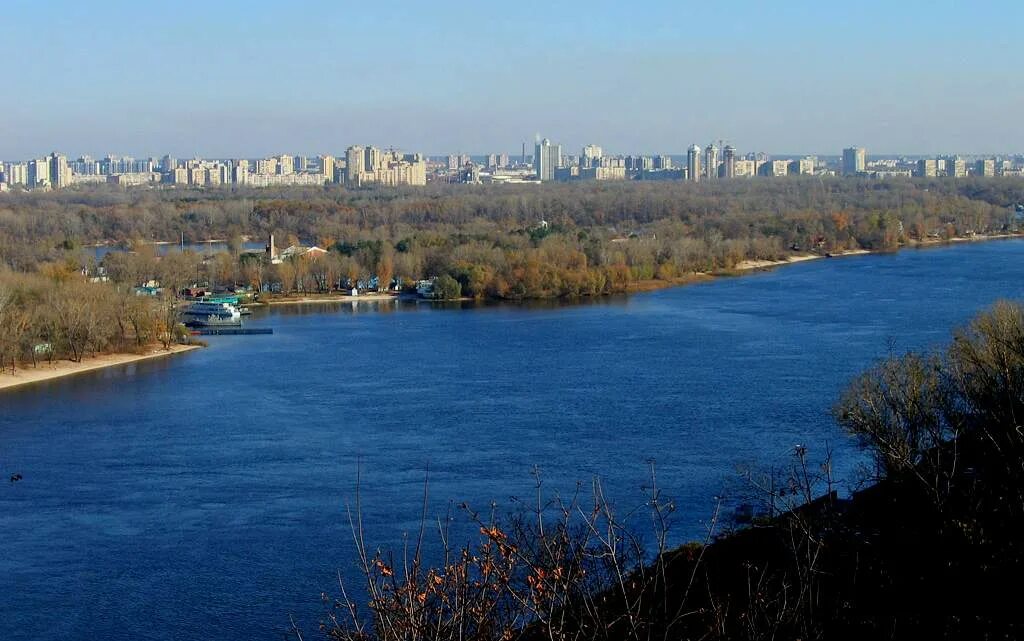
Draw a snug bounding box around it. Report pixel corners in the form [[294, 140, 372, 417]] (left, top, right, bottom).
[[0, 344, 201, 392], [733, 249, 872, 272], [258, 293, 398, 305]]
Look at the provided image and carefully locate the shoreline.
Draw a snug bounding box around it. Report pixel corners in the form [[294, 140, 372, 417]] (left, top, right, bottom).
[[256, 293, 398, 306], [0, 344, 201, 392]]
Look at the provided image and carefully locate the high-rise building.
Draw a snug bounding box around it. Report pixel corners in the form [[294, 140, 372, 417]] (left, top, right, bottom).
[[686, 144, 701, 182], [28, 157, 51, 188], [946, 156, 967, 178], [345, 146, 365, 184], [256, 158, 278, 175], [233, 159, 250, 185], [733, 159, 756, 177], [916, 159, 938, 177], [842, 147, 866, 175], [722, 145, 736, 178], [277, 154, 294, 175], [4, 162, 28, 186], [654, 155, 672, 170], [759, 160, 789, 177], [789, 157, 815, 176], [704, 144, 718, 180], [535, 138, 561, 182], [319, 155, 335, 182], [364, 147, 382, 173], [582, 144, 603, 168], [48, 152, 70, 189], [976, 158, 996, 177]]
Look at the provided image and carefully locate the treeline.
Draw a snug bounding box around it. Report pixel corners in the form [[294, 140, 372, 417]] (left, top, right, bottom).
[[0, 269, 179, 373], [308, 302, 1024, 640], [1, 177, 1021, 299]]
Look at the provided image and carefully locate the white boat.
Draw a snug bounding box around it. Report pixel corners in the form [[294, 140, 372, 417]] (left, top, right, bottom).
[[181, 301, 242, 326]]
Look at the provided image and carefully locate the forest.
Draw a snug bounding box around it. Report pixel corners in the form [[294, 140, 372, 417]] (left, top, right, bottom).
[[1, 177, 1020, 299], [0, 269, 182, 374], [0, 177, 1021, 367]]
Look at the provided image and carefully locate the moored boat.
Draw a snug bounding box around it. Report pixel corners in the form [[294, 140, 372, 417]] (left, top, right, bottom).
[[181, 300, 242, 326]]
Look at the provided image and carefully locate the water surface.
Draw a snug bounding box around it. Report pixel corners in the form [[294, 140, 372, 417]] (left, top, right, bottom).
[[3, 240, 1024, 640]]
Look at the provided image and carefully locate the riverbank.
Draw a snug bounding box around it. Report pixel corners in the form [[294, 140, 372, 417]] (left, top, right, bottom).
[[732, 249, 871, 272], [255, 293, 398, 306], [0, 344, 201, 392]]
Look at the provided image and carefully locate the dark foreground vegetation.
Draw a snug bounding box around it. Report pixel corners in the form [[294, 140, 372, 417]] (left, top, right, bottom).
[[1, 177, 1022, 300], [304, 302, 1024, 641]]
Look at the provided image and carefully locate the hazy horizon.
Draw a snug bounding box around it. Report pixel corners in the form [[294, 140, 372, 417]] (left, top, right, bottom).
[[2, 0, 1022, 159]]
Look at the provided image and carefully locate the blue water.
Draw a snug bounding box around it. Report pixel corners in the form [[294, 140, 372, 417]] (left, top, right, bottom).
[[3, 240, 1024, 640]]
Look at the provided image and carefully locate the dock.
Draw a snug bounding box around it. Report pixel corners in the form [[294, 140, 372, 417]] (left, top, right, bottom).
[[190, 328, 274, 335]]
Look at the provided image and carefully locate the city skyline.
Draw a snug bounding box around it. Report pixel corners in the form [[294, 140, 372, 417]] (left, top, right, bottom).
[[4, 143, 1021, 192], [2, 1, 1022, 159]]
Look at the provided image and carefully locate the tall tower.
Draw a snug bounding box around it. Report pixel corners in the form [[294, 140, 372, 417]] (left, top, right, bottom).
[[535, 138, 561, 181], [704, 144, 718, 181], [345, 145, 365, 185], [842, 147, 866, 175], [723, 145, 736, 179], [687, 145, 702, 183], [48, 152, 69, 189]]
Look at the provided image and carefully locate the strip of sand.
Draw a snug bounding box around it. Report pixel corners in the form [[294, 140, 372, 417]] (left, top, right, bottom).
[[733, 249, 871, 272], [0, 344, 201, 392], [259, 293, 398, 305]]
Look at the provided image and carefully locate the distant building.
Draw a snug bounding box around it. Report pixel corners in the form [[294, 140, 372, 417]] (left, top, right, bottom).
[[554, 166, 626, 182], [704, 144, 718, 181], [842, 147, 866, 175], [686, 144, 701, 182], [789, 157, 815, 176], [733, 159, 756, 178], [759, 159, 789, 177], [976, 158, 996, 177], [342, 146, 363, 184], [319, 155, 336, 183], [4, 162, 28, 186], [255, 158, 278, 175], [916, 158, 938, 177], [946, 156, 967, 178], [28, 157, 51, 188], [232, 159, 250, 185], [535, 138, 561, 182], [582, 144, 603, 168], [722, 145, 736, 178], [107, 172, 159, 187], [344, 145, 425, 186]]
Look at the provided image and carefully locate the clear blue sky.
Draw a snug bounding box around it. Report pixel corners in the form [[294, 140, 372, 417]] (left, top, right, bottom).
[[2, 0, 1021, 159]]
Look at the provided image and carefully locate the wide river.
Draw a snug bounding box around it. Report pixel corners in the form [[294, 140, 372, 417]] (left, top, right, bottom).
[[3, 240, 1024, 640]]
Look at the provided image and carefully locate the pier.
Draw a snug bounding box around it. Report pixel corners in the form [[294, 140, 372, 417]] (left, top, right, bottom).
[[190, 328, 273, 335]]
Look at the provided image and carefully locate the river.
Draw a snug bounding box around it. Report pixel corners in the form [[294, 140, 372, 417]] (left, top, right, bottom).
[[3, 240, 1024, 640]]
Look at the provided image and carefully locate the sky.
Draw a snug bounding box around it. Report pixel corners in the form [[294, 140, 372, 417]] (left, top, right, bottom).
[[1, 0, 1022, 159]]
